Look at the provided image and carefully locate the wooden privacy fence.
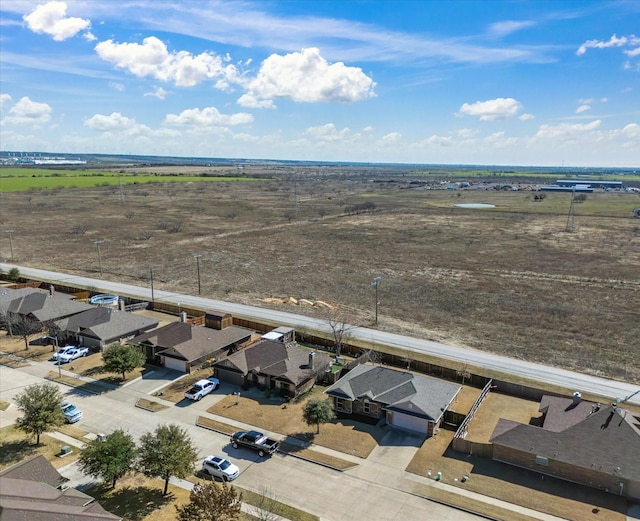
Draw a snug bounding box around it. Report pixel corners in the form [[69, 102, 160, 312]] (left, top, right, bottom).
[[452, 378, 493, 454]]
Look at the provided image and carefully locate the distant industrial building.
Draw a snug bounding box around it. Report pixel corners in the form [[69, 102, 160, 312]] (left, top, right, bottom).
[[556, 179, 623, 189], [539, 185, 593, 193]]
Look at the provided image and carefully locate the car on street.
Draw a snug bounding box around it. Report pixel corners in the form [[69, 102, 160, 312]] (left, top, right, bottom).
[[51, 346, 78, 362], [56, 347, 90, 364], [201, 455, 240, 481], [61, 402, 83, 423]]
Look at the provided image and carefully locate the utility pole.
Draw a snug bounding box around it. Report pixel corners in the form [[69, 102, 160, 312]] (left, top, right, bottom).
[[193, 254, 202, 295], [371, 276, 382, 326], [150, 267, 155, 308], [5, 230, 15, 262], [93, 240, 104, 276]]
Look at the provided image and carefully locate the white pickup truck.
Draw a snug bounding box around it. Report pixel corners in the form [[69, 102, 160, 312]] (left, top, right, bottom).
[[184, 377, 219, 401]]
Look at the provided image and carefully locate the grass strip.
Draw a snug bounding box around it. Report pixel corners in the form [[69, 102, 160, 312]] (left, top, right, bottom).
[[136, 398, 169, 412], [0, 400, 10, 411], [237, 486, 320, 521]]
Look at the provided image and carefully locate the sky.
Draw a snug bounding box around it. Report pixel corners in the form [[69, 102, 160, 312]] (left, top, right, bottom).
[[0, 1, 639, 167]]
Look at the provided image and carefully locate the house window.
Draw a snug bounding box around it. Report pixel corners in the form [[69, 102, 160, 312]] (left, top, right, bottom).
[[335, 398, 347, 412], [535, 455, 548, 466], [363, 401, 371, 414]]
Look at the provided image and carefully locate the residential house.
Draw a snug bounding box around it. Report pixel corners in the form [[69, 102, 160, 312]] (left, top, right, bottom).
[[0, 455, 120, 520], [490, 394, 640, 501], [54, 306, 159, 349], [130, 321, 256, 373], [214, 339, 331, 398], [6, 291, 94, 324], [325, 364, 461, 436]]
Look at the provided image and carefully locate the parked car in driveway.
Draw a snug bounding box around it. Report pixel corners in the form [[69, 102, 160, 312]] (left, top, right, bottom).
[[56, 347, 90, 364], [201, 455, 240, 481], [61, 402, 83, 423], [184, 377, 219, 401], [51, 346, 78, 362]]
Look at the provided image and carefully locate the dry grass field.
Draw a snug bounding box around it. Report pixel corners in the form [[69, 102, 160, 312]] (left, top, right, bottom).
[[1, 165, 639, 385]]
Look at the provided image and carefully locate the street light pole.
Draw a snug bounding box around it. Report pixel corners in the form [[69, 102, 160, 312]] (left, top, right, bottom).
[[93, 240, 104, 276], [371, 276, 382, 326], [150, 267, 155, 308], [193, 254, 202, 295], [48, 335, 61, 378], [5, 230, 15, 262]]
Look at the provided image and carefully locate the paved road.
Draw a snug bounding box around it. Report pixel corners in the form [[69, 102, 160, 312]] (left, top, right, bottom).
[[1, 362, 500, 521], [2, 263, 638, 405]]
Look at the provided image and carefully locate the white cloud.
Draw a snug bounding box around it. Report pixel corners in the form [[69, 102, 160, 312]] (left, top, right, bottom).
[[23, 1, 91, 41], [95, 36, 237, 88], [484, 131, 518, 148], [109, 82, 125, 92], [488, 20, 536, 38], [362, 126, 374, 132], [3, 96, 52, 125], [144, 86, 168, 100], [457, 128, 478, 138], [164, 107, 253, 127], [458, 97, 522, 121], [576, 104, 591, 114], [0, 93, 12, 108], [84, 112, 138, 131], [306, 123, 350, 142], [519, 113, 535, 121], [535, 120, 601, 139], [425, 134, 454, 146], [620, 123, 640, 139], [379, 132, 402, 144], [243, 48, 376, 104], [576, 34, 638, 56], [236, 94, 276, 109]]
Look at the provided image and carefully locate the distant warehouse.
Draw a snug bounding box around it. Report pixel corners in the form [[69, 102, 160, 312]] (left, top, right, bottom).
[[556, 179, 622, 189], [540, 185, 593, 193]]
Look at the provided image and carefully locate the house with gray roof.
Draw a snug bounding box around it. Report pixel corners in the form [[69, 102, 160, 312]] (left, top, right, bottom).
[[6, 291, 94, 323], [324, 364, 461, 436], [214, 339, 331, 398], [131, 321, 256, 373], [490, 394, 640, 501], [0, 455, 120, 521], [0, 287, 48, 316], [55, 306, 159, 349]]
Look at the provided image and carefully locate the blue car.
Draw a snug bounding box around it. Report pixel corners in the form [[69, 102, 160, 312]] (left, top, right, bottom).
[[61, 402, 83, 423]]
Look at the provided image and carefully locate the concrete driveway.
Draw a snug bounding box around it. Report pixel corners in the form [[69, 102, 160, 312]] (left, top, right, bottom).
[[121, 366, 186, 395]]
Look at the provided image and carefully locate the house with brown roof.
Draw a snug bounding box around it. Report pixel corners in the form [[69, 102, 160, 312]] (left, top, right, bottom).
[[214, 339, 331, 398], [55, 306, 159, 349], [0, 455, 120, 520], [490, 394, 640, 501], [325, 364, 461, 436], [130, 321, 256, 373]]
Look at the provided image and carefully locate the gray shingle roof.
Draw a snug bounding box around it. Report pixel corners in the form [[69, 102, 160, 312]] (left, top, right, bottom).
[[490, 397, 640, 482], [55, 307, 158, 343], [7, 292, 94, 322], [325, 364, 461, 422]]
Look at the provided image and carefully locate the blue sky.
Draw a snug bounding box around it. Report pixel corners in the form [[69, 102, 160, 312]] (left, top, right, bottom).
[[0, 0, 638, 166]]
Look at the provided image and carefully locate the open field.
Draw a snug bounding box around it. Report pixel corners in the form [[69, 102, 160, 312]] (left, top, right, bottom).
[[1, 164, 639, 384]]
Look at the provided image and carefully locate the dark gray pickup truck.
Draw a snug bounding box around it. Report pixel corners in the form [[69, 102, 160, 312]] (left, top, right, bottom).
[[230, 430, 279, 457]]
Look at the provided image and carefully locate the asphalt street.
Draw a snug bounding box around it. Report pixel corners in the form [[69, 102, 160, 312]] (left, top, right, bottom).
[[2, 263, 638, 405]]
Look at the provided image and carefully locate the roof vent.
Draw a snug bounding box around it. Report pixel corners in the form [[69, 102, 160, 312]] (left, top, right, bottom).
[[572, 391, 581, 404]]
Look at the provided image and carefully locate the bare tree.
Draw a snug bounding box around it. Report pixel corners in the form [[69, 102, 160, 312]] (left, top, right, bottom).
[[250, 485, 282, 521], [7, 314, 42, 350], [457, 361, 471, 385], [324, 306, 355, 357]]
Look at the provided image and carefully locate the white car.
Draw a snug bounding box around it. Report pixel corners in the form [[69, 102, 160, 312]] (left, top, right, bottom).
[[184, 377, 219, 401], [56, 347, 90, 364], [52, 346, 77, 362], [201, 455, 239, 481], [61, 402, 83, 423]]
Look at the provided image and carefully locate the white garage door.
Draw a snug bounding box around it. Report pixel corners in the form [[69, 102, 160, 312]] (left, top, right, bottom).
[[163, 356, 186, 373], [391, 412, 429, 434]]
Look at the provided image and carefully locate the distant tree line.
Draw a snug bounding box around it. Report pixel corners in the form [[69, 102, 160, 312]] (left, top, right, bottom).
[[344, 201, 376, 215]]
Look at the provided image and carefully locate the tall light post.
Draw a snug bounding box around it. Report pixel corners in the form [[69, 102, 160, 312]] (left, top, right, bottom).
[[150, 267, 155, 308], [47, 335, 61, 378], [193, 254, 202, 295], [371, 276, 382, 326], [93, 240, 104, 276], [5, 230, 15, 262]]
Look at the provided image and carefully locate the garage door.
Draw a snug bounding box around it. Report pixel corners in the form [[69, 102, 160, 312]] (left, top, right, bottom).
[[391, 412, 429, 434], [163, 356, 186, 373]]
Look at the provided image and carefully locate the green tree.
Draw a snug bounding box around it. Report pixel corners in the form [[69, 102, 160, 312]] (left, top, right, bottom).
[[302, 398, 336, 434], [78, 429, 136, 488], [102, 344, 146, 381], [138, 423, 198, 496], [15, 383, 64, 444], [176, 482, 242, 521], [8, 267, 20, 283]]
